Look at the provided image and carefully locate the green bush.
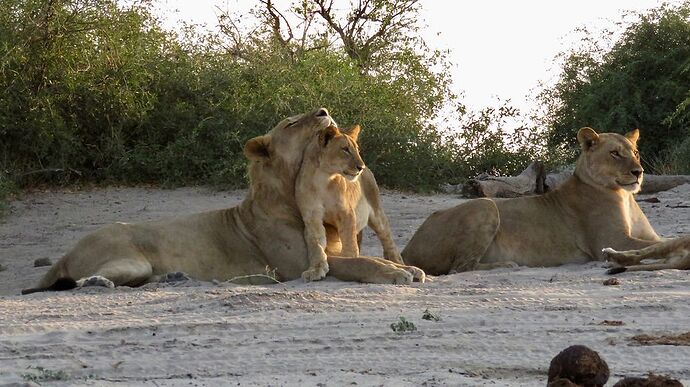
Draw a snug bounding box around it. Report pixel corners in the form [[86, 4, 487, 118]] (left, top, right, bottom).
[[651, 134, 690, 174], [0, 0, 549, 197], [540, 2, 690, 170], [0, 0, 466, 191]]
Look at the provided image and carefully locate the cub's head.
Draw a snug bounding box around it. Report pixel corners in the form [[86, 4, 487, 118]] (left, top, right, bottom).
[[316, 124, 365, 181], [576, 127, 644, 193]]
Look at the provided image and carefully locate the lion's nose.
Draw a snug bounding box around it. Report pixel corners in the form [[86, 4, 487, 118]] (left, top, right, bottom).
[[316, 108, 329, 117], [631, 168, 643, 178]]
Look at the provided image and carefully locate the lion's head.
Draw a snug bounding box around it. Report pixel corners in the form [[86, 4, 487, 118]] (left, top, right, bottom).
[[312, 124, 365, 181], [242, 108, 336, 205], [575, 127, 644, 193]]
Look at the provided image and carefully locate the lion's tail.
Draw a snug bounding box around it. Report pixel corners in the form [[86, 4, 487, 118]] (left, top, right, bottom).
[[21, 259, 76, 295]]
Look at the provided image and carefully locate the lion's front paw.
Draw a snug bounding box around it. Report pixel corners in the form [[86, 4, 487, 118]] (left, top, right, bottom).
[[302, 262, 329, 282], [601, 247, 618, 257], [76, 275, 115, 289], [601, 247, 635, 265]]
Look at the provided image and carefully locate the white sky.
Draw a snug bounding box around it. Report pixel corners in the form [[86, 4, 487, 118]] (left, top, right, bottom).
[[155, 0, 680, 115]]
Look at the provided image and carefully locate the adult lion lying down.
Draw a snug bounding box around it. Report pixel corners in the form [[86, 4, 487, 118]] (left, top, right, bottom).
[[402, 128, 664, 275], [23, 108, 423, 294]]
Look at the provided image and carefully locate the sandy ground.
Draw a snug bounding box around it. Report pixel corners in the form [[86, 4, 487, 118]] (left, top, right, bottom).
[[1, 185, 690, 386]]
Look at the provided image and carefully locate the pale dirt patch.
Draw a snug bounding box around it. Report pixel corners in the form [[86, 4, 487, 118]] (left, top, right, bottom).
[[1, 185, 690, 386]]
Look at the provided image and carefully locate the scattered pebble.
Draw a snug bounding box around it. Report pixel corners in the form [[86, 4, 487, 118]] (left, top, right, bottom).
[[599, 320, 625, 326], [603, 278, 621, 286], [613, 373, 683, 386], [34, 257, 52, 267]]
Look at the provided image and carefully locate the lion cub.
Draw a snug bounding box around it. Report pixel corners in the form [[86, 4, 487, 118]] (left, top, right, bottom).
[[297, 125, 404, 281]]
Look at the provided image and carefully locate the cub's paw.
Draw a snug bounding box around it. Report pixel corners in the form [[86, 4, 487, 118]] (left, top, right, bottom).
[[401, 265, 426, 283], [160, 271, 191, 283], [302, 262, 329, 282], [383, 251, 405, 265], [76, 275, 115, 289], [381, 267, 413, 285]]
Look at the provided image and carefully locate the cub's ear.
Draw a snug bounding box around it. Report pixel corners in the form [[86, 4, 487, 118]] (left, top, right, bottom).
[[577, 127, 600, 150], [625, 128, 640, 145], [243, 135, 271, 161], [319, 125, 340, 147], [344, 124, 361, 142]]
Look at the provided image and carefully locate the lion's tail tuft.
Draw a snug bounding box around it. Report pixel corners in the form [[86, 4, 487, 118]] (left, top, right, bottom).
[[21, 260, 76, 295]]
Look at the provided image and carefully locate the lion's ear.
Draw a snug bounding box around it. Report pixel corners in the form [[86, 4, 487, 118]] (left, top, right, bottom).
[[577, 127, 600, 150], [625, 129, 640, 145], [244, 135, 271, 161], [319, 125, 340, 147], [344, 124, 361, 142]]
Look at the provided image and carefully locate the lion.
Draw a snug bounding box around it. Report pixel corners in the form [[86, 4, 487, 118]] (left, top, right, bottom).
[[402, 127, 664, 275], [603, 235, 690, 273], [296, 124, 409, 282], [22, 108, 424, 294]]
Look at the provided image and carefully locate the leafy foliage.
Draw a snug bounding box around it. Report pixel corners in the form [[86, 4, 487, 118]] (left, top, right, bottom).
[[540, 2, 690, 172], [21, 366, 69, 382], [0, 0, 481, 193], [390, 316, 417, 332]]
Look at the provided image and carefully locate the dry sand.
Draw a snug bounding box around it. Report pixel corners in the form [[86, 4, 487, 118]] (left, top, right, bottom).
[[1, 185, 689, 386]]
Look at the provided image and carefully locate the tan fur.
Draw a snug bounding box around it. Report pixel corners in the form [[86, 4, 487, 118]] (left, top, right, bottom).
[[23, 109, 425, 294], [296, 125, 409, 282], [603, 235, 690, 273], [402, 128, 662, 274]]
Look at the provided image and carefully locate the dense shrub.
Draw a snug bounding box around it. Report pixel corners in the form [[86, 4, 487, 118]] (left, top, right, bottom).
[[0, 0, 476, 193], [540, 2, 690, 171]]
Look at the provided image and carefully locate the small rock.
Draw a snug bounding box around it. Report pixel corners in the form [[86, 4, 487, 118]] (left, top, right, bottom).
[[603, 278, 621, 286], [34, 257, 52, 267], [548, 345, 609, 387], [613, 373, 683, 387], [548, 378, 580, 387], [638, 197, 660, 203]]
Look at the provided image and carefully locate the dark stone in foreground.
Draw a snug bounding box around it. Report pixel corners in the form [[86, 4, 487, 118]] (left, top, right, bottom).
[[34, 257, 52, 267], [612, 373, 683, 386], [548, 345, 609, 387]]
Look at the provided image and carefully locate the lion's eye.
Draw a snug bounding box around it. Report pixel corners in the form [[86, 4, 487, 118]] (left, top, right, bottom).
[[610, 151, 621, 158], [633, 150, 640, 158], [285, 121, 297, 127], [342, 147, 351, 155]]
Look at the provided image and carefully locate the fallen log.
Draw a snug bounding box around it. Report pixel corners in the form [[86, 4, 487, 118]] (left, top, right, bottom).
[[461, 161, 546, 198], [457, 162, 690, 198], [639, 175, 690, 194]]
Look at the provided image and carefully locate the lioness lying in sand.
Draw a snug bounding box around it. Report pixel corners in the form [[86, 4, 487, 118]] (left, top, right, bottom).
[[22, 108, 424, 294], [402, 128, 665, 274], [604, 235, 690, 273], [296, 125, 410, 282]]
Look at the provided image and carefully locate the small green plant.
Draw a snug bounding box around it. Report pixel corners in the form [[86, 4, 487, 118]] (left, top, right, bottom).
[[390, 317, 417, 333], [226, 265, 281, 285], [21, 366, 69, 382], [421, 308, 441, 322]]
